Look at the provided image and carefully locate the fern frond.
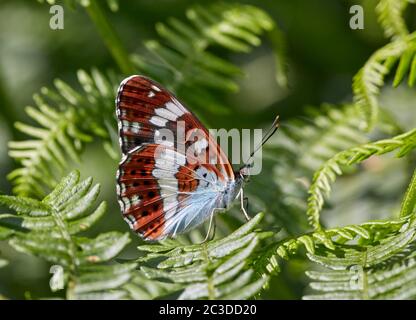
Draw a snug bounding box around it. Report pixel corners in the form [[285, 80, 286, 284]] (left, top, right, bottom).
[[303, 227, 416, 299], [0, 171, 134, 299], [307, 128, 416, 230], [136, 213, 272, 300], [124, 272, 183, 300], [288, 105, 368, 171], [132, 3, 284, 114], [353, 32, 416, 130], [376, 0, 410, 40], [245, 105, 368, 235], [302, 165, 416, 299], [8, 69, 119, 198], [259, 213, 410, 277]]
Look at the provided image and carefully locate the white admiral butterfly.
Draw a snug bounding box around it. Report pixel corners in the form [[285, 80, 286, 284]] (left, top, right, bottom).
[[116, 75, 278, 241]]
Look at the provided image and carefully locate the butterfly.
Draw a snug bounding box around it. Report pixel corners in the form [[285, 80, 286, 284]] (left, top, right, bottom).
[[115, 75, 279, 241]]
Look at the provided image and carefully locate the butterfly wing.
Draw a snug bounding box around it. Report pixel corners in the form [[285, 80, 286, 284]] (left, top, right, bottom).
[[116, 75, 236, 240], [117, 143, 228, 240]]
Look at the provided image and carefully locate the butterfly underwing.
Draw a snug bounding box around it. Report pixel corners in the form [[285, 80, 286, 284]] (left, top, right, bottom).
[[115, 75, 250, 240]]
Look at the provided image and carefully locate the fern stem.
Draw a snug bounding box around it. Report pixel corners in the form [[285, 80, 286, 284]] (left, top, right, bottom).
[[361, 250, 369, 300], [85, 0, 135, 74], [202, 243, 216, 300], [49, 206, 78, 299], [400, 168, 416, 217]]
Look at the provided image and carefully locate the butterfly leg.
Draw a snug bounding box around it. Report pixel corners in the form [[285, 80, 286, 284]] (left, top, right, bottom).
[[239, 188, 251, 221], [202, 209, 217, 243], [243, 196, 249, 213]]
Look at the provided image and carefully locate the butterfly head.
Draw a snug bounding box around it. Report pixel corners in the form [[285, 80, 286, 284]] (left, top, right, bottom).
[[238, 163, 252, 183]]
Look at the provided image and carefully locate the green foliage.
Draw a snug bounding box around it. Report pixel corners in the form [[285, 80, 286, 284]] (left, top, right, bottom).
[[132, 2, 285, 115], [8, 69, 119, 198], [0, 171, 134, 299], [136, 213, 272, 299], [8, 3, 281, 197], [284, 105, 369, 172], [244, 105, 368, 235], [1, 1, 416, 300], [303, 157, 416, 299], [304, 224, 416, 299], [307, 128, 416, 231], [353, 35, 413, 130], [376, 0, 410, 39], [353, 3, 416, 131], [400, 169, 416, 217]]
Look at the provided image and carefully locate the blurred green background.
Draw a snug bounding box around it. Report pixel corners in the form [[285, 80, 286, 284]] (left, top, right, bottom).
[[0, 0, 415, 299]]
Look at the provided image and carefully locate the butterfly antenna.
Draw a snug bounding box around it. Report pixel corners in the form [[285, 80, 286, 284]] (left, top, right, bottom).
[[244, 115, 280, 166]]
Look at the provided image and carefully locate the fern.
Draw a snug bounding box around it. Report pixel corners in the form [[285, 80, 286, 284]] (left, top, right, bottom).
[[353, 33, 416, 130], [400, 169, 416, 217], [303, 228, 416, 299], [262, 161, 416, 278], [124, 272, 184, 300], [132, 3, 285, 115], [354, 1, 416, 130], [286, 105, 369, 171], [376, 0, 411, 40], [307, 128, 416, 230], [8, 69, 119, 198], [3, 0, 415, 300], [243, 105, 369, 236], [0, 171, 134, 299], [9, 3, 282, 197], [136, 213, 271, 300]]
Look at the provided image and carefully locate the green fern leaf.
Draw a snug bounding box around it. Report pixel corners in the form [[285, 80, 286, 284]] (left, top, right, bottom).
[[353, 32, 416, 130], [136, 213, 272, 300], [8, 69, 119, 198], [376, 0, 410, 40], [0, 171, 134, 299], [304, 228, 416, 299], [244, 105, 369, 236], [307, 128, 416, 230]]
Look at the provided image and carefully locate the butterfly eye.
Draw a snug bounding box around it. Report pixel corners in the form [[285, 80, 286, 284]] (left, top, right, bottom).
[[131, 170, 137, 175], [148, 191, 155, 198]]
